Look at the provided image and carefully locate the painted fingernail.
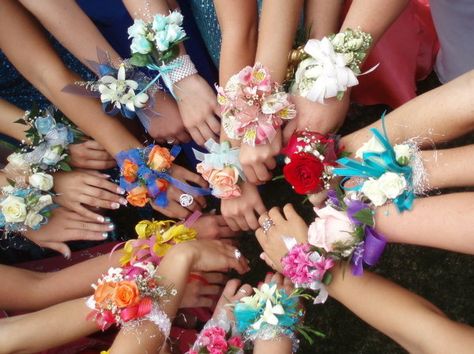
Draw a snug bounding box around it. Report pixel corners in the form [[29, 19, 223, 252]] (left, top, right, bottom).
[[257, 282, 263, 287], [102, 232, 109, 239], [117, 187, 125, 195], [97, 215, 105, 223], [111, 202, 120, 209], [64, 251, 71, 260], [119, 198, 128, 205], [108, 224, 115, 230], [260, 253, 265, 260], [104, 217, 111, 223], [102, 174, 111, 178], [266, 272, 273, 277]]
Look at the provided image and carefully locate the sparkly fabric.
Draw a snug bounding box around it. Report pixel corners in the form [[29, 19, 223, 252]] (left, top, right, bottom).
[[168, 55, 198, 84]]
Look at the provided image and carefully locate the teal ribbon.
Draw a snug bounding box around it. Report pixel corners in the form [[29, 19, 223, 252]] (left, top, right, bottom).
[[143, 60, 182, 99], [333, 127, 415, 212]]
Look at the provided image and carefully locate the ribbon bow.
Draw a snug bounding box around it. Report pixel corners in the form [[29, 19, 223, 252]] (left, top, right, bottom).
[[193, 139, 244, 178]]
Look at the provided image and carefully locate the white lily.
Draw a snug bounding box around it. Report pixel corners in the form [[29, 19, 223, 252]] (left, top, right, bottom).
[[253, 283, 277, 303], [252, 299, 285, 330]]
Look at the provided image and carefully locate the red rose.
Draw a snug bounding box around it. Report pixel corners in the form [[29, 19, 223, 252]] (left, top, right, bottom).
[[283, 152, 325, 194]]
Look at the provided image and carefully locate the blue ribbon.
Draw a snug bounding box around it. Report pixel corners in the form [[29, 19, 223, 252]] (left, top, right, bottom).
[[333, 124, 415, 212], [144, 60, 182, 99]]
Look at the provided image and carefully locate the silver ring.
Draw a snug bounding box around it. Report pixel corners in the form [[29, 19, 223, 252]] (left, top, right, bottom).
[[262, 218, 274, 234], [179, 193, 194, 207], [166, 138, 176, 144], [234, 249, 242, 260]]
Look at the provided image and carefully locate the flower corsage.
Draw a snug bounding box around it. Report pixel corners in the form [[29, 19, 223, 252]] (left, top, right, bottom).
[[120, 219, 197, 266], [282, 189, 386, 303], [86, 261, 175, 336], [116, 144, 211, 208], [194, 139, 244, 199], [11, 106, 83, 173], [233, 283, 321, 351], [186, 311, 244, 354], [333, 117, 428, 212], [217, 63, 296, 146], [291, 28, 374, 103], [127, 11, 197, 96], [0, 173, 56, 234], [282, 131, 344, 195]]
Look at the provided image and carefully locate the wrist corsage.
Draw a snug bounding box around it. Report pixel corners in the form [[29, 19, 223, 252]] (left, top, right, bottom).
[[0, 174, 56, 234], [291, 28, 374, 103], [187, 310, 244, 354], [11, 106, 83, 173], [116, 144, 210, 208], [333, 116, 428, 212], [282, 131, 344, 195], [128, 11, 197, 96], [86, 261, 175, 336], [120, 219, 197, 266], [194, 139, 244, 199], [233, 283, 321, 351], [217, 63, 296, 146]]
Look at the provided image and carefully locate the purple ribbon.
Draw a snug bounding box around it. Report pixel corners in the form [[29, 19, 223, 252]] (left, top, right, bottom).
[[350, 227, 386, 276]]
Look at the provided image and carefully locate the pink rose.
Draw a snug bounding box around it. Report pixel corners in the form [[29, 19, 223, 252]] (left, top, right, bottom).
[[196, 163, 214, 181], [208, 166, 241, 199], [208, 336, 228, 353], [228, 336, 244, 349], [308, 205, 355, 252]]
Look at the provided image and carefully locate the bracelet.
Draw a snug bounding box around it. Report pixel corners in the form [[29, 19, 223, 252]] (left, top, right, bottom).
[[291, 28, 374, 103], [333, 114, 429, 212], [194, 139, 244, 199], [86, 262, 176, 333], [282, 131, 344, 195], [217, 63, 296, 146], [167, 55, 198, 85]]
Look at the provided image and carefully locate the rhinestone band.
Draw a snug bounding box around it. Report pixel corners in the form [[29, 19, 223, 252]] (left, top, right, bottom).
[[168, 55, 198, 85]]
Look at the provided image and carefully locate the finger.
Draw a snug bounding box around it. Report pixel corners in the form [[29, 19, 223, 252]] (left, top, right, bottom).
[[242, 165, 259, 185], [79, 170, 113, 179], [189, 127, 205, 146], [224, 217, 240, 232], [214, 278, 241, 313], [282, 204, 303, 223], [226, 256, 248, 275], [271, 273, 284, 287], [38, 241, 72, 259], [283, 120, 297, 145], [73, 203, 108, 223], [79, 194, 121, 210], [255, 228, 267, 248], [199, 123, 218, 142], [218, 225, 240, 238], [268, 207, 286, 224], [83, 186, 124, 205], [168, 186, 204, 211], [85, 175, 125, 195], [264, 272, 274, 284], [283, 277, 294, 294], [212, 104, 222, 119], [258, 212, 270, 227], [195, 297, 214, 308], [235, 216, 250, 231], [152, 201, 191, 220], [235, 284, 253, 300], [81, 148, 113, 161], [203, 272, 228, 284], [244, 209, 260, 230], [264, 157, 277, 171], [199, 285, 221, 296], [66, 219, 113, 234], [254, 199, 267, 217], [176, 131, 192, 144], [254, 163, 272, 183], [83, 139, 106, 150], [73, 159, 116, 170], [260, 252, 277, 271], [206, 116, 221, 135], [182, 170, 208, 189]]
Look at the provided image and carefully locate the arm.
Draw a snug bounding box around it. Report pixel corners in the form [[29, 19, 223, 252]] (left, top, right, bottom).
[[0, 99, 26, 141], [305, 0, 343, 39]]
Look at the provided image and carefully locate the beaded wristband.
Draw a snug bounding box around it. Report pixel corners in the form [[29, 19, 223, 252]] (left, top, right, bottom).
[[168, 55, 198, 85]]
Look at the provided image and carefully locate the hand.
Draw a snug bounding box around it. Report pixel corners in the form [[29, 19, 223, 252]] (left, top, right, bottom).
[[181, 272, 228, 309], [147, 91, 191, 144], [239, 130, 281, 184], [170, 240, 250, 275], [174, 74, 221, 146], [221, 182, 266, 231], [193, 214, 240, 239], [23, 207, 112, 258], [212, 279, 254, 320], [255, 204, 308, 273], [53, 170, 126, 222], [151, 164, 207, 219], [69, 140, 116, 170], [283, 95, 349, 144]]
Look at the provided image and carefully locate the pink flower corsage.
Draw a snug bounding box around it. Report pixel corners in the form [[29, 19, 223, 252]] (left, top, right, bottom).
[[217, 63, 296, 146]]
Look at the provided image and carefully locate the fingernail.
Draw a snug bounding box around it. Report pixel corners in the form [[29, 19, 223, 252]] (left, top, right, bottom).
[[102, 174, 111, 178], [119, 198, 128, 206], [108, 223, 115, 230], [111, 202, 120, 209], [257, 282, 263, 287], [102, 232, 109, 239], [117, 187, 125, 195], [104, 217, 111, 222], [64, 251, 71, 260], [266, 272, 273, 277], [97, 215, 105, 223], [260, 253, 265, 260]]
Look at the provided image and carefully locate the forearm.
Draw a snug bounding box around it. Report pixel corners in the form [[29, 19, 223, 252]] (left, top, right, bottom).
[[0, 298, 96, 354], [327, 266, 474, 353], [0, 99, 26, 141], [253, 338, 292, 354], [214, 0, 258, 84], [19, 0, 122, 70], [305, 0, 344, 39], [256, 0, 303, 83], [341, 70, 474, 152]]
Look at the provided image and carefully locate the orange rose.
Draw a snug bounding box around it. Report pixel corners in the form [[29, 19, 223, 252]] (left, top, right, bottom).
[[126, 186, 148, 207], [196, 162, 214, 181], [112, 281, 140, 308], [122, 159, 138, 183], [94, 282, 117, 305], [147, 146, 174, 172], [156, 178, 169, 192], [208, 166, 241, 199]]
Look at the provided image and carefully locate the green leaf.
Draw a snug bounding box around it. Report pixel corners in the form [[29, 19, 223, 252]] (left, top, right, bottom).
[[13, 118, 27, 125], [6, 178, 16, 187], [322, 271, 333, 285], [272, 175, 285, 181], [58, 161, 72, 172], [130, 53, 151, 67], [353, 208, 375, 227]]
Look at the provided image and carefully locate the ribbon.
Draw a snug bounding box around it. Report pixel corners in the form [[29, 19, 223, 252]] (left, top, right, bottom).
[[333, 126, 415, 212], [193, 139, 244, 178], [350, 227, 386, 276], [145, 60, 182, 99]]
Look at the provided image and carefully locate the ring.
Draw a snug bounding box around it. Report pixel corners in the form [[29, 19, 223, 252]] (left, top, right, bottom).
[[234, 249, 242, 260], [262, 218, 274, 234], [179, 193, 194, 207], [166, 138, 176, 144]]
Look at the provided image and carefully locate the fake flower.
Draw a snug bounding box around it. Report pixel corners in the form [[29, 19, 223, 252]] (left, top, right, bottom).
[[28, 173, 54, 192]]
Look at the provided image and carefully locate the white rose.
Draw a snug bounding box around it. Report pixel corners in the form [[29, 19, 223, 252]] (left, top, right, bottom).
[[355, 136, 385, 159], [393, 144, 411, 165], [1, 195, 27, 223], [24, 212, 44, 229], [127, 19, 147, 39], [32, 195, 54, 213], [41, 146, 63, 166], [346, 37, 364, 51], [7, 152, 29, 170], [361, 179, 387, 207], [331, 33, 346, 48], [29, 173, 54, 191], [377, 172, 407, 199], [167, 11, 184, 25]]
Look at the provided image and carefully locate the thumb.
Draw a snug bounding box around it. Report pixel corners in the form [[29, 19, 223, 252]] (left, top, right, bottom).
[[38, 241, 72, 259], [283, 120, 297, 145], [213, 103, 222, 119]]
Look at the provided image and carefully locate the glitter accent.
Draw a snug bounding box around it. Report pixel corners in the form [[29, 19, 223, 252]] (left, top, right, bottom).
[[168, 55, 198, 85]]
